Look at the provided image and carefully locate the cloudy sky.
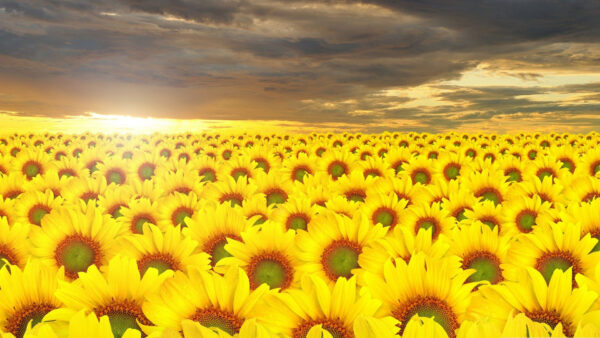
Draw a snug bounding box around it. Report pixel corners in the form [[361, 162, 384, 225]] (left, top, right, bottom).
[[1, 0, 600, 133]]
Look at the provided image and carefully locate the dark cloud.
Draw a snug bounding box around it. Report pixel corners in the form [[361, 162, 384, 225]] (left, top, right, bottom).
[[0, 0, 599, 130]]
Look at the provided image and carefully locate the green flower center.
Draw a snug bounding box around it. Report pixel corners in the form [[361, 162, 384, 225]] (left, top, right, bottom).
[[506, 170, 521, 182], [517, 211, 536, 232], [288, 216, 307, 231], [395, 297, 457, 336], [107, 170, 124, 184], [466, 150, 476, 158], [210, 239, 233, 265], [464, 253, 502, 283], [395, 162, 405, 174], [444, 165, 460, 180], [374, 209, 394, 227], [536, 252, 577, 284], [479, 190, 501, 205], [23, 162, 40, 178], [141, 259, 173, 275], [266, 191, 287, 206], [59, 240, 96, 276], [528, 151, 537, 160], [29, 206, 49, 226], [413, 171, 430, 184], [173, 209, 192, 226], [293, 168, 309, 182], [329, 163, 346, 178], [192, 308, 242, 336], [322, 241, 360, 280], [560, 160, 574, 172], [537, 170, 553, 182], [111, 206, 124, 218], [108, 313, 141, 338], [482, 220, 496, 230], [134, 217, 153, 234], [200, 169, 216, 182], [455, 209, 467, 222], [160, 149, 171, 158], [346, 191, 365, 202], [594, 163, 600, 174], [223, 150, 232, 160], [138, 164, 155, 180], [255, 160, 269, 171], [250, 256, 290, 289], [231, 169, 248, 181], [592, 234, 600, 252]]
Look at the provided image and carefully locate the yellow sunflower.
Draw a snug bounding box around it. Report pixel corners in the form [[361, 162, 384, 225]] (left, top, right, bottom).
[[118, 198, 160, 234], [217, 221, 301, 291], [402, 202, 455, 240], [118, 223, 210, 276], [142, 266, 270, 335], [0, 218, 30, 269], [362, 192, 408, 229], [295, 211, 387, 283], [464, 169, 509, 206], [13, 149, 54, 181], [204, 176, 260, 208], [55, 255, 171, 338], [363, 253, 477, 338], [157, 192, 204, 228], [334, 170, 375, 203], [30, 201, 125, 280], [0, 260, 64, 338], [501, 195, 553, 234], [271, 196, 318, 232], [14, 190, 63, 227], [260, 275, 398, 337], [367, 176, 432, 208], [318, 149, 359, 181]]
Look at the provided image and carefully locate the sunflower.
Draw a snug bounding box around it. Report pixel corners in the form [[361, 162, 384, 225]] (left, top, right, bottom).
[[562, 199, 600, 252], [260, 275, 398, 337], [0, 154, 14, 175], [271, 196, 318, 232], [553, 145, 578, 174], [501, 195, 553, 235], [13, 149, 54, 181], [456, 312, 571, 338], [78, 146, 106, 174], [189, 156, 220, 183], [565, 176, 600, 203], [97, 184, 135, 220], [363, 253, 477, 338], [118, 224, 210, 276], [334, 170, 375, 203], [178, 317, 274, 338], [293, 172, 332, 207], [577, 147, 600, 178], [205, 176, 260, 208], [445, 222, 511, 285], [402, 156, 435, 186], [14, 190, 63, 227], [118, 198, 160, 234], [218, 155, 260, 183], [504, 222, 600, 284], [252, 170, 293, 207], [357, 226, 448, 285], [434, 151, 472, 182], [129, 179, 165, 202], [61, 176, 108, 205], [440, 187, 477, 224], [142, 266, 270, 335], [24, 170, 70, 199], [385, 147, 413, 175], [0, 260, 64, 338], [464, 169, 509, 206], [129, 152, 165, 182], [0, 174, 28, 200], [495, 155, 526, 183], [246, 145, 281, 174], [318, 149, 359, 181], [402, 202, 455, 240], [358, 155, 394, 180], [367, 176, 431, 207], [157, 169, 204, 197], [216, 222, 301, 291], [184, 203, 254, 267], [0, 218, 30, 269], [295, 211, 387, 283], [508, 175, 566, 206], [95, 156, 135, 186], [282, 153, 316, 183], [24, 310, 142, 338], [54, 156, 89, 179], [0, 197, 16, 225], [362, 192, 408, 229], [30, 201, 125, 279], [55, 255, 171, 338], [469, 267, 599, 337], [526, 154, 570, 183], [157, 192, 204, 228]]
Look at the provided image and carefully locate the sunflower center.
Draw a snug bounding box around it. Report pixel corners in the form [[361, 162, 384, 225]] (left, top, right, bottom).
[[220, 193, 243, 207], [199, 168, 216, 182], [412, 170, 431, 185], [204, 234, 240, 266], [138, 163, 155, 180], [5, 303, 55, 338], [138, 253, 179, 275], [477, 188, 502, 205], [287, 214, 308, 231], [293, 318, 352, 338], [416, 218, 440, 239], [293, 167, 310, 182], [248, 252, 292, 290], [535, 251, 580, 283], [516, 210, 537, 233], [0, 244, 17, 268], [462, 251, 503, 284], [266, 189, 287, 206], [58, 168, 76, 178], [466, 149, 476, 158], [110, 204, 125, 218], [172, 207, 193, 226], [321, 240, 361, 281], [23, 161, 41, 178], [28, 204, 50, 226], [393, 296, 458, 338], [95, 301, 150, 338], [345, 189, 366, 202], [560, 159, 574, 172], [254, 159, 269, 172], [373, 207, 396, 227], [591, 232, 600, 252], [525, 310, 572, 337], [328, 162, 347, 179], [394, 161, 406, 174], [106, 169, 125, 184], [537, 169, 554, 181], [56, 236, 100, 278], [192, 307, 243, 335], [444, 164, 460, 180], [132, 215, 154, 234], [592, 161, 600, 175], [231, 168, 249, 181], [505, 169, 522, 182], [454, 208, 467, 222]]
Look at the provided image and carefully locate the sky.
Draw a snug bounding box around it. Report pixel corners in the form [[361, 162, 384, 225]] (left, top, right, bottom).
[[1, 0, 600, 133]]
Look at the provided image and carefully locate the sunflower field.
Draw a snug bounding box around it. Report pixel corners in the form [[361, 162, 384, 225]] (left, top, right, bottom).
[[1, 131, 600, 338]]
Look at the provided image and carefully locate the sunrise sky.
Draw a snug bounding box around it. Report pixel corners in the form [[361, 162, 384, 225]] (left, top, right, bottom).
[[1, 0, 600, 133]]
